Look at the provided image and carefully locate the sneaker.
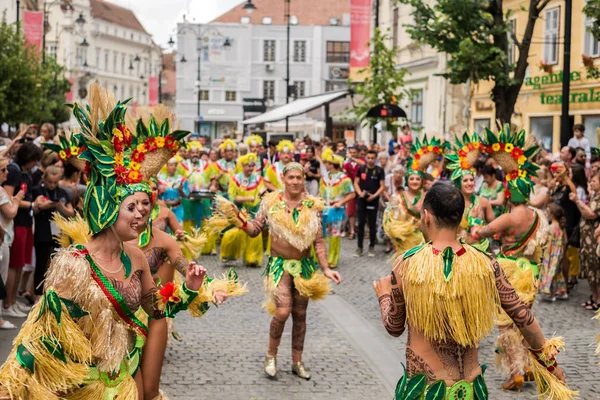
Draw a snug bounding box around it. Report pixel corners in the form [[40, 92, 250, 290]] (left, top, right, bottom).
[[354, 248, 362, 257], [3, 305, 27, 318], [368, 247, 375, 257], [15, 302, 32, 313], [0, 320, 16, 330], [556, 293, 569, 301]]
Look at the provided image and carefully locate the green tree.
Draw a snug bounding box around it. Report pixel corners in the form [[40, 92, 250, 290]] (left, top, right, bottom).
[[397, 0, 553, 124], [0, 14, 70, 128], [584, 0, 600, 40], [348, 28, 407, 136]]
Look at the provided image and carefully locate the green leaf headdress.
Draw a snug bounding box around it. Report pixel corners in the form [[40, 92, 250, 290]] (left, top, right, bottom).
[[482, 124, 540, 203], [42, 131, 87, 170], [406, 135, 447, 183], [444, 132, 485, 188]]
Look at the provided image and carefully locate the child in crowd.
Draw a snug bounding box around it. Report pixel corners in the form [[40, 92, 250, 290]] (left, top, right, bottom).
[[539, 203, 568, 301]]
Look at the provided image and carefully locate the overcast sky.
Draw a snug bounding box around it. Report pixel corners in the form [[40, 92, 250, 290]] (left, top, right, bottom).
[[109, 0, 243, 47]]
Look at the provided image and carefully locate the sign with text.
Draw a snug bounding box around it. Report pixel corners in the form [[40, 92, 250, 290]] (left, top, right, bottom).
[[23, 11, 44, 56], [350, 0, 371, 81], [148, 76, 159, 106]]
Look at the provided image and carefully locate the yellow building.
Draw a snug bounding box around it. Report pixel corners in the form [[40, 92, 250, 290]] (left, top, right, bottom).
[[470, 0, 600, 152]]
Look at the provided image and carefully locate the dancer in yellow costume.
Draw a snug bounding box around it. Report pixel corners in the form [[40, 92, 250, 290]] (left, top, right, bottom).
[[265, 140, 294, 191], [209, 139, 237, 196], [0, 84, 206, 399], [182, 141, 212, 232], [245, 135, 270, 177], [320, 148, 355, 268], [220, 153, 267, 267], [473, 124, 550, 393]]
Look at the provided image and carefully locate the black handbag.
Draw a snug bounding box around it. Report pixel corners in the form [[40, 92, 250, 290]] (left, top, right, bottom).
[[568, 224, 580, 248]]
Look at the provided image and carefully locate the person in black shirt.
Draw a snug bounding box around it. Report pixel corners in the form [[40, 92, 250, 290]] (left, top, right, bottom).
[[353, 150, 385, 257], [304, 146, 321, 196], [2, 142, 42, 317], [31, 166, 74, 300]]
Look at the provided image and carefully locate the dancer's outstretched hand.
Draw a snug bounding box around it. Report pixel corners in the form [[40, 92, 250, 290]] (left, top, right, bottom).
[[323, 268, 342, 285], [214, 290, 228, 305], [552, 365, 566, 383], [185, 262, 207, 291], [372, 275, 392, 299]]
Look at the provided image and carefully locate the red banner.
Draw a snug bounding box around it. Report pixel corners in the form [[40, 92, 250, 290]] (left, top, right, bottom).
[[65, 78, 75, 102], [350, 0, 371, 80], [148, 76, 158, 106], [23, 11, 44, 56]]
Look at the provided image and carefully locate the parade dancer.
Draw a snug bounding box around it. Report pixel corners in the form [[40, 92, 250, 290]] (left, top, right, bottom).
[[320, 148, 355, 268], [0, 85, 206, 399], [246, 135, 270, 177], [265, 140, 294, 191], [157, 156, 189, 223], [210, 139, 237, 196], [472, 125, 549, 392], [182, 141, 212, 232], [373, 182, 576, 400], [220, 153, 266, 267], [210, 162, 341, 380]]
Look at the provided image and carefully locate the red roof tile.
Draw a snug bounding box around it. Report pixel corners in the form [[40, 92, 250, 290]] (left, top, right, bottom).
[[90, 0, 147, 34]]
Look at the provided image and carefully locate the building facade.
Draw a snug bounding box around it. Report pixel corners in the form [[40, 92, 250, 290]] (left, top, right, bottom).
[[470, 0, 600, 153], [377, 0, 467, 139], [175, 0, 351, 141]]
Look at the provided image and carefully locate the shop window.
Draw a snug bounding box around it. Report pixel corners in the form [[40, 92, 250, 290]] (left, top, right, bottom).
[[293, 41, 307, 63], [199, 90, 209, 101], [543, 7, 560, 65], [392, 8, 399, 46], [326, 41, 350, 63], [225, 91, 237, 102], [583, 116, 600, 147], [293, 81, 305, 98], [410, 89, 423, 128], [584, 12, 600, 57], [263, 80, 275, 101], [263, 40, 276, 62], [530, 117, 553, 151], [474, 119, 491, 133]]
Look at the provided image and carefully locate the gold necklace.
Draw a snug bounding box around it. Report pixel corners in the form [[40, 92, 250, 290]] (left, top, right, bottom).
[[92, 255, 124, 274]]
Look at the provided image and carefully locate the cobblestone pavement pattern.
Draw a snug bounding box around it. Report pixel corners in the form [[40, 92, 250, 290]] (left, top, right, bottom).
[[1, 239, 599, 399]]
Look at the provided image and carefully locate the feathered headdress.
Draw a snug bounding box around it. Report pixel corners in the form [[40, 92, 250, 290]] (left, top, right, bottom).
[[42, 130, 87, 170], [246, 135, 263, 147], [276, 140, 294, 154], [406, 135, 447, 177], [219, 139, 237, 151], [482, 124, 539, 203], [321, 147, 344, 167], [237, 153, 258, 169], [445, 132, 485, 187], [187, 141, 203, 152]]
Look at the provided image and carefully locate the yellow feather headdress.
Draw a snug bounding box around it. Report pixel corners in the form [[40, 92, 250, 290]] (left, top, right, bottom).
[[219, 139, 237, 151], [276, 140, 294, 154], [245, 135, 263, 147], [321, 147, 344, 167]]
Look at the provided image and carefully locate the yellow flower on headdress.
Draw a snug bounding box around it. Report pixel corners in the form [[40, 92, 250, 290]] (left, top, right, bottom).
[[219, 139, 237, 151], [112, 128, 124, 141], [130, 161, 141, 171], [114, 153, 124, 166], [411, 162, 419, 171], [416, 149, 424, 156], [427, 145, 433, 152], [276, 140, 295, 153], [492, 143, 500, 152], [518, 155, 526, 165], [155, 137, 165, 148], [245, 135, 263, 147], [504, 143, 514, 153], [137, 143, 147, 153], [519, 170, 527, 178], [70, 146, 79, 155], [59, 150, 67, 160]]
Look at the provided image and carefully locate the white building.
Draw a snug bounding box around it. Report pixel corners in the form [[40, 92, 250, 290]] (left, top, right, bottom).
[[2, 0, 161, 121]]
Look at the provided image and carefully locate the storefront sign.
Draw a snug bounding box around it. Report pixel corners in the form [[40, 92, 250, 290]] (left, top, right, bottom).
[[525, 70, 582, 90], [541, 88, 600, 104], [350, 0, 371, 80], [23, 11, 44, 55], [329, 66, 350, 80]]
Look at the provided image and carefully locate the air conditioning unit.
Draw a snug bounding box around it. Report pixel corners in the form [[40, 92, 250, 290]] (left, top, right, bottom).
[[265, 63, 275, 72]]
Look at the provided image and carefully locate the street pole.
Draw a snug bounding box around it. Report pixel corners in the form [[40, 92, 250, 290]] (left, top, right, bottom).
[[285, 0, 290, 133], [16, 0, 20, 28], [197, 37, 201, 135], [158, 64, 163, 104], [42, 1, 48, 64], [373, 0, 379, 144], [560, 0, 572, 147]]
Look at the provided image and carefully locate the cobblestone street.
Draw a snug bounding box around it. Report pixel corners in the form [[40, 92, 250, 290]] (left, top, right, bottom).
[[1, 239, 599, 399]]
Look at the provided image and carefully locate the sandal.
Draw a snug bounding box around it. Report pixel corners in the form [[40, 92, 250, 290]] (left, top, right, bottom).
[[348, 233, 355, 240], [585, 302, 600, 311], [581, 295, 594, 308]]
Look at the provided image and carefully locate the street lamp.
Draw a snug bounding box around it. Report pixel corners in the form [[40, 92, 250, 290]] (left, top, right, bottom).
[[167, 36, 175, 46], [80, 38, 89, 47], [42, 0, 85, 64], [134, 55, 141, 62], [243, 0, 257, 14], [75, 12, 86, 25]]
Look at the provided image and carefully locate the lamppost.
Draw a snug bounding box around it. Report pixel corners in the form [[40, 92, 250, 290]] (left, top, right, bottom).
[[168, 25, 231, 135], [42, 0, 86, 64]]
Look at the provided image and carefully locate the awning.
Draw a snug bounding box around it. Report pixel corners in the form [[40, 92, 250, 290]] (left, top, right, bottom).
[[242, 90, 350, 125]]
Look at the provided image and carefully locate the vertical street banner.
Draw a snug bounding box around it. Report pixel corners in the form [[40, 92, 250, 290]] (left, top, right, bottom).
[[23, 11, 44, 56], [65, 78, 75, 103], [350, 0, 371, 81], [148, 76, 159, 106]]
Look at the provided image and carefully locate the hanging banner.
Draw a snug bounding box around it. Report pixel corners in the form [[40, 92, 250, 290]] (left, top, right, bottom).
[[350, 0, 371, 81], [148, 76, 159, 106], [65, 78, 75, 102], [23, 11, 44, 56]]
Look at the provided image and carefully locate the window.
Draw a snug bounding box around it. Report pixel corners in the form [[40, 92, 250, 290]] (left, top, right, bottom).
[[199, 90, 209, 101], [76, 46, 87, 67], [530, 117, 553, 151], [293, 81, 305, 98], [104, 50, 109, 70], [325, 80, 347, 92], [392, 8, 399, 46], [129, 56, 133, 75], [264, 40, 276, 62], [240, 16, 250, 24], [46, 45, 57, 59], [326, 41, 350, 63], [225, 91, 237, 102], [263, 80, 275, 101], [129, 85, 134, 98], [410, 89, 423, 128], [293, 41, 307, 62], [544, 7, 560, 64], [474, 119, 491, 133], [113, 51, 118, 72], [583, 115, 600, 147], [262, 17, 272, 25], [585, 12, 600, 57], [507, 19, 517, 66], [121, 53, 126, 73], [95, 48, 101, 68], [290, 15, 298, 25]]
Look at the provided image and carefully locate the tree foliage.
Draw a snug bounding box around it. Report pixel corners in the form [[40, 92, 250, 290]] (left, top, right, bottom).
[[397, 0, 552, 124], [348, 28, 407, 135], [0, 13, 71, 127], [584, 0, 600, 41]]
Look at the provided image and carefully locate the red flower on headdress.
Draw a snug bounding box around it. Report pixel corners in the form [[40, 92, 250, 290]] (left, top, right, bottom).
[[509, 170, 519, 180], [458, 150, 467, 157], [414, 153, 421, 160], [113, 137, 124, 153], [118, 124, 133, 146], [165, 136, 176, 149], [432, 146, 440, 153], [504, 188, 511, 200], [511, 148, 524, 159], [65, 148, 72, 158], [499, 143, 505, 151], [115, 166, 128, 184], [132, 150, 145, 163], [78, 146, 86, 155], [145, 137, 157, 152]]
